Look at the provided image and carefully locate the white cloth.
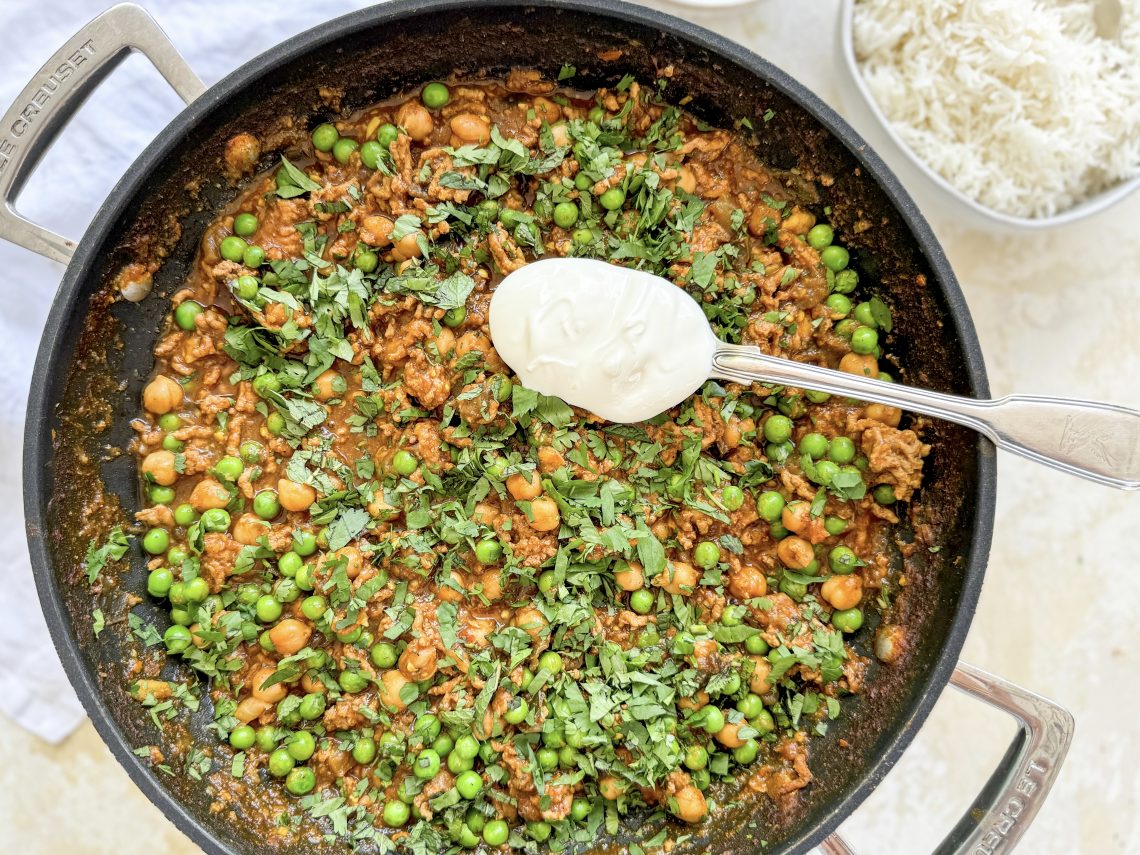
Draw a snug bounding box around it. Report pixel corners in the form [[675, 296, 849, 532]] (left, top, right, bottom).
[[0, 0, 370, 743]]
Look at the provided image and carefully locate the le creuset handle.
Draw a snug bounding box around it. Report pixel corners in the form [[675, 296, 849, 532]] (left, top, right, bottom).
[[0, 3, 205, 263], [819, 662, 1074, 855], [712, 343, 1140, 491]]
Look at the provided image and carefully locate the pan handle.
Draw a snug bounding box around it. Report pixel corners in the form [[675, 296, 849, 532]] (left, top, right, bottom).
[[0, 3, 205, 264], [820, 661, 1074, 855]]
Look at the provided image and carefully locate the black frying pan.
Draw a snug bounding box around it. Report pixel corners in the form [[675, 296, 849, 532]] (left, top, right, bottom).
[[3, 3, 1072, 854]]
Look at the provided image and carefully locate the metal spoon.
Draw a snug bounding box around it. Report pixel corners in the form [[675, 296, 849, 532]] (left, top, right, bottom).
[[490, 259, 1140, 490]]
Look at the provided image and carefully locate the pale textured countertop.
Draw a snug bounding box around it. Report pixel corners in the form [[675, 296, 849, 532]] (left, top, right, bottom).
[[2, 1, 1137, 853]]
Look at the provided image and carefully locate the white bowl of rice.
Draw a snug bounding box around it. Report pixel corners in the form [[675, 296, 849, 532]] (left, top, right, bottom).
[[838, 0, 1140, 228]]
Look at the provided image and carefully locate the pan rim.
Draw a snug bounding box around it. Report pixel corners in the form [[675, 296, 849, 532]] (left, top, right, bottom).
[[22, 2, 995, 853]]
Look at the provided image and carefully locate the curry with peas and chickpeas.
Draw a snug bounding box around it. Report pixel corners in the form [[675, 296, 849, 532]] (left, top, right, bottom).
[[125, 69, 929, 852]]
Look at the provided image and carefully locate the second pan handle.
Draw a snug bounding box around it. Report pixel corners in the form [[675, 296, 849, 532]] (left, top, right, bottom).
[[820, 661, 1074, 855], [0, 3, 206, 264]]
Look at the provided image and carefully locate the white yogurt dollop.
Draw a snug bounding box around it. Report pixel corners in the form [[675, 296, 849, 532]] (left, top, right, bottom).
[[488, 258, 716, 423]]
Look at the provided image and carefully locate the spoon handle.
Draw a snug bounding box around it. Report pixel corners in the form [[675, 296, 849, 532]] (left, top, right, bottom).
[[711, 343, 1140, 491]]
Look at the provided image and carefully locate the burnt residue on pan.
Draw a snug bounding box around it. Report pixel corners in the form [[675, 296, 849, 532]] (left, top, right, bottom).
[[28, 4, 991, 855]]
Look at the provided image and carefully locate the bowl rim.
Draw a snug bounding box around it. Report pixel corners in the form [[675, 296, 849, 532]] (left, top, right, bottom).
[[837, 0, 1140, 230]]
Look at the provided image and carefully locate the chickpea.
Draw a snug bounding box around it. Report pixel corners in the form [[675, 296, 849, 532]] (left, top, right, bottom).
[[471, 502, 498, 525], [392, 230, 424, 261], [278, 478, 317, 512], [822, 574, 863, 611], [678, 691, 709, 711], [399, 638, 439, 682], [268, 619, 312, 656], [865, 403, 902, 427], [360, 215, 394, 246], [328, 546, 364, 579], [224, 133, 262, 176], [537, 445, 564, 472], [750, 657, 773, 694], [529, 497, 560, 532], [455, 331, 492, 358], [143, 375, 183, 414], [480, 569, 504, 601], [614, 561, 644, 592], [434, 326, 456, 356], [438, 569, 466, 603], [301, 672, 326, 694], [839, 352, 879, 377], [250, 665, 287, 703], [190, 478, 230, 511], [723, 420, 742, 449], [671, 784, 708, 823], [532, 97, 562, 122], [550, 122, 571, 147], [378, 669, 411, 711], [599, 776, 627, 800], [313, 369, 345, 402], [747, 203, 781, 237], [507, 470, 542, 500], [449, 113, 491, 144], [396, 101, 433, 142], [782, 207, 816, 235], [234, 697, 271, 723], [727, 565, 768, 600], [658, 560, 698, 596], [693, 638, 717, 660], [776, 536, 814, 570], [782, 501, 811, 535], [677, 165, 697, 194], [142, 450, 177, 486], [511, 607, 548, 642], [232, 513, 268, 545], [462, 614, 496, 648], [714, 721, 746, 749]]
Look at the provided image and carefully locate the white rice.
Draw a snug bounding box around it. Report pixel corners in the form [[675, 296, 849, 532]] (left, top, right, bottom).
[[852, 0, 1140, 219]]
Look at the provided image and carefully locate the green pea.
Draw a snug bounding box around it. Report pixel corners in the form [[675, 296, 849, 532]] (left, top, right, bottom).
[[453, 734, 480, 761], [174, 300, 203, 331], [227, 724, 255, 751], [413, 748, 442, 779], [570, 798, 592, 821], [815, 460, 840, 485], [298, 693, 326, 722], [276, 552, 301, 578], [253, 490, 281, 520], [693, 541, 721, 569], [700, 707, 726, 734], [156, 414, 182, 433], [267, 747, 295, 777], [849, 302, 873, 328], [255, 726, 280, 752], [149, 484, 175, 505], [828, 546, 859, 574], [538, 651, 563, 675], [286, 730, 316, 762], [757, 490, 786, 522], [311, 123, 339, 152], [825, 293, 852, 316], [744, 634, 769, 655], [242, 244, 266, 268], [504, 695, 528, 725], [184, 577, 209, 603], [252, 373, 281, 397], [161, 434, 183, 453], [825, 516, 849, 536], [820, 244, 850, 272], [201, 508, 231, 533], [833, 607, 864, 633], [214, 455, 244, 481], [851, 326, 879, 355], [754, 708, 776, 735], [357, 139, 384, 170], [233, 275, 259, 301], [736, 693, 764, 719], [143, 528, 170, 555], [733, 739, 759, 765], [298, 595, 325, 621], [382, 799, 410, 827], [684, 745, 708, 770], [377, 123, 399, 147], [338, 670, 368, 693], [476, 819, 506, 847], [219, 236, 247, 263], [354, 248, 379, 273], [168, 504, 195, 528], [332, 137, 358, 164], [553, 201, 580, 229], [421, 82, 450, 109], [163, 625, 192, 653], [572, 226, 594, 245], [256, 595, 283, 623], [392, 449, 418, 476], [873, 484, 897, 504], [831, 268, 857, 295], [630, 589, 654, 615], [672, 631, 696, 656], [370, 642, 397, 669], [721, 485, 744, 511], [294, 562, 315, 592], [441, 306, 467, 328], [285, 766, 315, 795], [780, 577, 808, 601], [455, 770, 483, 800], [337, 625, 362, 644], [293, 530, 318, 556], [233, 213, 259, 238], [536, 747, 559, 771], [828, 436, 856, 464], [798, 432, 828, 458], [433, 733, 454, 757], [806, 389, 831, 403], [807, 223, 834, 249], [528, 820, 552, 842], [763, 414, 793, 444], [414, 714, 441, 743], [598, 187, 626, 210], [146, 567, 173, 598]]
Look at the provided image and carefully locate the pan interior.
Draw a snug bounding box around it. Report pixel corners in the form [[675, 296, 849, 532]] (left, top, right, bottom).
[[27, 3, 992, 854]]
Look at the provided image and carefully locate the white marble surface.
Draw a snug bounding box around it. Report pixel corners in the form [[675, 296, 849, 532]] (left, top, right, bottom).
[[1, 1, 1138, 853]]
